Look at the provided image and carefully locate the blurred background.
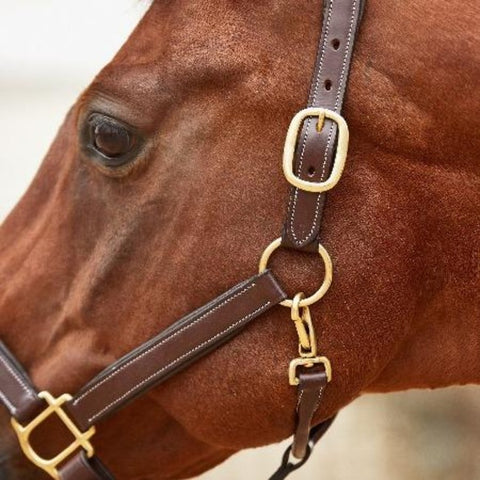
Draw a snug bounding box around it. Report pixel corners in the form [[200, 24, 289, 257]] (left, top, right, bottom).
[[1, 2, 479, 479]]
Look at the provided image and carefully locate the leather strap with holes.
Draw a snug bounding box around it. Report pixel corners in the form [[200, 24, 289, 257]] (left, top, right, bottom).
[[273, 0, 365, 475], [282, 0, 364, 252]]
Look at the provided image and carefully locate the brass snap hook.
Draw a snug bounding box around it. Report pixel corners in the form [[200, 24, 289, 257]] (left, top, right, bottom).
[[291, 293, 317, 358], [288, 293, 333, 386]]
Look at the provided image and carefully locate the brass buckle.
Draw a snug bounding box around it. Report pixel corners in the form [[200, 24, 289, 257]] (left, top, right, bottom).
[[10, 391, 96, 480], [283, 107, 349, 192], [289, 356, 332, 386]]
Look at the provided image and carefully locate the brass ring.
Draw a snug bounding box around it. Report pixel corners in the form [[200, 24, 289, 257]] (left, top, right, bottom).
[[258, 237, 333, 308]]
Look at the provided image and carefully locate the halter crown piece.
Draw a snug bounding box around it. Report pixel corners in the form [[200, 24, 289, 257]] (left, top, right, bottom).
[[0, 1, 364, 478]]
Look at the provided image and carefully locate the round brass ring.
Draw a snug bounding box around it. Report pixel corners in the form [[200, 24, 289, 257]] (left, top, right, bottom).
[[258, 237, 333, 308]]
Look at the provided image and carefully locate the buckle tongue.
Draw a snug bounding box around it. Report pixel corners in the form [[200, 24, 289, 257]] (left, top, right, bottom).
[[283, 107, 349, 192], [11, 391, 96, 480]]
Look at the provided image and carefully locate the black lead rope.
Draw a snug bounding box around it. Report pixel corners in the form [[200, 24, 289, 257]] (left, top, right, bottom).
[[269, 445, 313, 480], [269, 416, 337, 479]]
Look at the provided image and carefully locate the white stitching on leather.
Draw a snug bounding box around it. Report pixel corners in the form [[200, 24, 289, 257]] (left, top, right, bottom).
[[315, 385, 325, 411], [73, 282, 258, 407], [0, 391, 16, 413], [335, 0, 357, 109], [87, 302, 271, 423], [289, 0, 358, 245], [307, 385, 326, 426], [296, 388, 304, 411], [288, 0, 334, 245], [309, 0, 335, 109], [0, 354, 31, 395]]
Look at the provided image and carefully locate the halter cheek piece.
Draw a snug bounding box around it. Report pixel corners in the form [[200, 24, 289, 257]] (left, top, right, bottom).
[[0, 1, 364, 478]]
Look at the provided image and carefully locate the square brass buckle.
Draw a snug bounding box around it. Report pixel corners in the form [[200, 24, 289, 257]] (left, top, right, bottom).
[[10, 391, 96, 480]]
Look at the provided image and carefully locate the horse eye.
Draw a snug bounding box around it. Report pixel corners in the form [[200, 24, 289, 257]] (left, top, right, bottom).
[[86, 114, 137, 166]]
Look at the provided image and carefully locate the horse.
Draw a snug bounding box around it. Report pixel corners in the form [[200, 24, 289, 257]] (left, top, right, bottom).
[[1, 0, 479, 478]]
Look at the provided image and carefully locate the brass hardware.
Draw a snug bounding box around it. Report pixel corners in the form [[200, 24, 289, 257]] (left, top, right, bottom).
[[283, 107, 349, 192], [288, 294, 331, 386], [258, 237, 332, 308], [11, 391, 96, 480], [289, 356, 332, 386], [291, 293, 317, 358]]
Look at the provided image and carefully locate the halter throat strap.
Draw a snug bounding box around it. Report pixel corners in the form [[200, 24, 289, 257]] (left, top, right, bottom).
[[282, 0, 364, 251]]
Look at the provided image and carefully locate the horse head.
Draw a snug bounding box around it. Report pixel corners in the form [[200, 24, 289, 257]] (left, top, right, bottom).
[[1, 0, 479, 478]]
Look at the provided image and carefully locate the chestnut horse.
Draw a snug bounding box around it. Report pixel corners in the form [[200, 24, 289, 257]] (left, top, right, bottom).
[[1, 0, 479, 478]]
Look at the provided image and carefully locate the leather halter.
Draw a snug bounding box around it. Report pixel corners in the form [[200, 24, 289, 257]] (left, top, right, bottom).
[[0, 1, 364, 479]]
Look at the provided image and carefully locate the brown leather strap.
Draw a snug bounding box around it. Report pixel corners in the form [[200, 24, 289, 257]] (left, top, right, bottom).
[[282, 0, 364, 251], [0, 341, 44, 424], [268, 366, 331, 480], [270, 1, 365, 476], [292, 367, 328, 459], [0, 271, 285, 479], [65, 270, 285, 431], [59, 452, 114, 480]]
